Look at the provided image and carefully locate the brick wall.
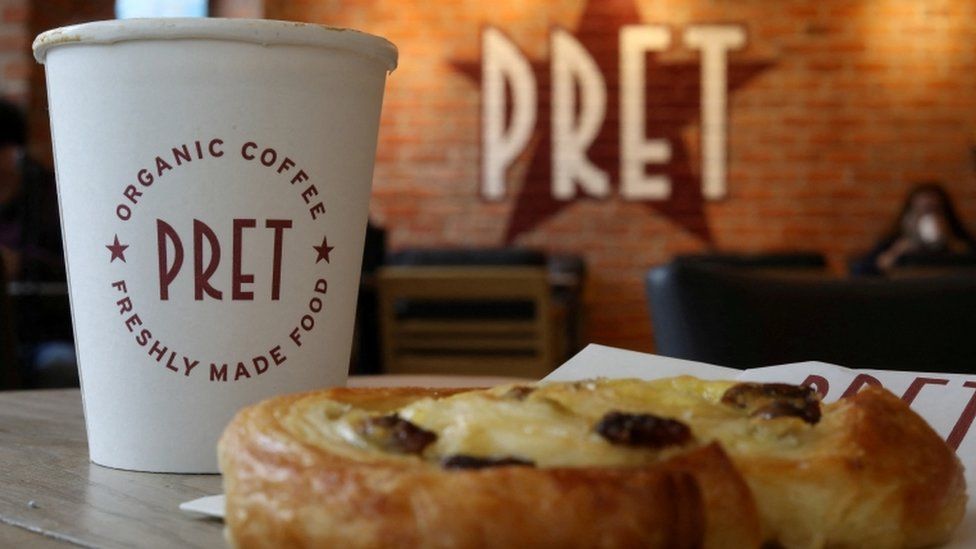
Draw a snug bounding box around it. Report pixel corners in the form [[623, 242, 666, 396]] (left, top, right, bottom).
[[211, 0, 263, 18], [266, 0, 976, 354], [27, 1, 114, 164], [0, 0, 28, 103], [13, 1, 974, 355]]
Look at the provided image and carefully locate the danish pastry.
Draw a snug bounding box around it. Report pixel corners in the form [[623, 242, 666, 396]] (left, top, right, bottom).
[[218, 377, 965, 548]]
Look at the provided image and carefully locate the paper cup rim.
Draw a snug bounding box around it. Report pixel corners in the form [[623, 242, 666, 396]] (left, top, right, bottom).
[[32, 17, 398, 72]]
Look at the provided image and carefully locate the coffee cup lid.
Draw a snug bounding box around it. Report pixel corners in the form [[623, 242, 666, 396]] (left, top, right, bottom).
[[33, 17, 398, 72]]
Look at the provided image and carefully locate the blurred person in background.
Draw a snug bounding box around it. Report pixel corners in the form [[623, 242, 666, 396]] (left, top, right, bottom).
[[0, 98, 76, 387], [852, 182, 976, 276]]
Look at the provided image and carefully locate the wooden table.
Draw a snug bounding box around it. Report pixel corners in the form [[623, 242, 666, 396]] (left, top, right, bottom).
[[0, 375, 524, 548]]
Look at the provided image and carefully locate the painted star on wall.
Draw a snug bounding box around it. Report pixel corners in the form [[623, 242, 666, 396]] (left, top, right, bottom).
[[451, 0, 774, 244]]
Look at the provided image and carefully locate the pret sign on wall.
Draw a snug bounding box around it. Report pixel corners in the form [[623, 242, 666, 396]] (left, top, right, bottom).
[[451, 0, 772, 242], [480, 24, 744, 202]]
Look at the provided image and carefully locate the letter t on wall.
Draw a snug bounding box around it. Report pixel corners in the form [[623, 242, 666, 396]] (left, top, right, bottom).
[[684, 25, 746, 200]]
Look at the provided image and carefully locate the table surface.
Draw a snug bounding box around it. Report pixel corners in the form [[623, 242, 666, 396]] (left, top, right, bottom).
[[0, 375, 526, 548]]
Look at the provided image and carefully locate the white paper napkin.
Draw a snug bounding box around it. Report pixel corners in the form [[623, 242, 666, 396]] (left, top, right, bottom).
[[179, 494, 225, 518]]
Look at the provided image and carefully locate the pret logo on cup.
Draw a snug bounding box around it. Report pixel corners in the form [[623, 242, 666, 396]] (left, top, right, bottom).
[[106, 138, 337, 383]]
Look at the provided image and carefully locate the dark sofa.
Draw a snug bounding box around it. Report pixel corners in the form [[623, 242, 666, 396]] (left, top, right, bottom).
[[646, 261, 976, 372]]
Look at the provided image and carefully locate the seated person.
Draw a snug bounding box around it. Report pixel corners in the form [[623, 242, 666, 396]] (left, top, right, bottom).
[[851, 182, 976, 276], [0, 99, 75, 387]]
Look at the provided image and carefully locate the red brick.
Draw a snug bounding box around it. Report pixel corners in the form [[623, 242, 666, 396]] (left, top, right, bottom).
[[0, 31, 25, 49], [2, 58, 28, 79], [2, 3, 27, 24]]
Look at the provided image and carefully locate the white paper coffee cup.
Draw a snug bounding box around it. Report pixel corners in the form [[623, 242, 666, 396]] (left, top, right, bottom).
[[33, 18, 397, 472]]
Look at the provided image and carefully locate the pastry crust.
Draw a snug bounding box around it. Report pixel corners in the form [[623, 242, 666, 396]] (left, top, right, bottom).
[[218, 380, 966, 549], [219, 386, 761, 548], [732, 385, 966, 548]]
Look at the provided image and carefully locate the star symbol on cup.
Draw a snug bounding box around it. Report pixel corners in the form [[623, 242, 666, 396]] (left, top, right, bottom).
[[106, 234, 129, 263], [313, 236, 334, 264]]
